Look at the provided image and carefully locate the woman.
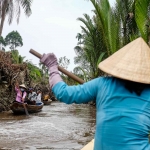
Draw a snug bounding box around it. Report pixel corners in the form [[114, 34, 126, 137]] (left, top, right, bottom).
[[27, 88, 37, 105], [36, 89, 42, 104], [40, 37, 150, 150], [15, 82, 27, 103]]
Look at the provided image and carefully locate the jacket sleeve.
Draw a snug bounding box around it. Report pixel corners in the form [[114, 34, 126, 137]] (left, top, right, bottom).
[[52, 78, 102, 104], [22, 92, 27, 99], [15, 86, 19, 92]]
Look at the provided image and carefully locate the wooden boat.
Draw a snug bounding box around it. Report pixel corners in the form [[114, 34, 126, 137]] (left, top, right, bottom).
[[81, 139, 94, 150], [43, 99, 52, 105], [10, 101, 44, 114]]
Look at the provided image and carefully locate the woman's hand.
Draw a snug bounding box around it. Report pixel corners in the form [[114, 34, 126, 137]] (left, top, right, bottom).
[[15, 81, 19, 88], [22, 98, 25, 103], [40, 53, 58, 69]]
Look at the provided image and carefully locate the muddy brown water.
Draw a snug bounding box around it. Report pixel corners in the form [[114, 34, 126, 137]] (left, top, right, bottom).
[[0, 101, 96, 150]]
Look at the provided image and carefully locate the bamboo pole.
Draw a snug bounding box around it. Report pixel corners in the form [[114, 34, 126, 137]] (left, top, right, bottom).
[[29, 49, 85, 84]]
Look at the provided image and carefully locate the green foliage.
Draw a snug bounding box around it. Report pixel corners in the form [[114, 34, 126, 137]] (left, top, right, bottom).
[[58, 56, 70, 70], [27, 61, 42, 81], [134, 0, 150, 42], [38, 62, 49, 85], [10, 50, 42, 82], [73, 66, 90, 82], [5, 31, 23, 50], [58, 56, 72, 83], [74, 0, 150, 80], [91, 0, 120, 54], [97, 52, 106, 66], [11, 50, 25, 64], [74, 12, 107, 79], [76, 33, 83, 45]]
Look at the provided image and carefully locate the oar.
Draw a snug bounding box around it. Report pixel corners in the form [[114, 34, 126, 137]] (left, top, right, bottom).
[[29, 49, 85, 84], [23, 103, 29, 116]]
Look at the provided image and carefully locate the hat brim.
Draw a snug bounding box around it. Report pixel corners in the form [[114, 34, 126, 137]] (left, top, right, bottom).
[[98, 37, 150, 84], [19, 85, 26, 89]]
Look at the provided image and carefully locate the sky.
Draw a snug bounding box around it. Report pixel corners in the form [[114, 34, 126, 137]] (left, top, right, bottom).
[[3, 0, 115, 71]]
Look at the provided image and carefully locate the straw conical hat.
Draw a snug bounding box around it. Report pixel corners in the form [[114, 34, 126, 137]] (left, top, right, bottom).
[[98, 37, 150, 84], [19, 84, 26, 89]]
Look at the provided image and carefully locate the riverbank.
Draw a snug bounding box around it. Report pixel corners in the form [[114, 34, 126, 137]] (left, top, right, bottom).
[[0, 101, 96, 150]]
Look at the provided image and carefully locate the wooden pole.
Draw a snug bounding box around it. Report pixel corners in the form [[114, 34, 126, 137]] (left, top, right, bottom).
[[29, 49, 85, 84]]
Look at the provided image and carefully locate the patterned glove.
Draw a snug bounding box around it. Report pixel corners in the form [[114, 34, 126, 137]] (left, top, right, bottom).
[[40, 53, 63, 88]]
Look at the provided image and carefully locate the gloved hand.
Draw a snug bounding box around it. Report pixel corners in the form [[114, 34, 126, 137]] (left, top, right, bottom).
[[40, 53, 58, 69], [40, 53, 63, 88]]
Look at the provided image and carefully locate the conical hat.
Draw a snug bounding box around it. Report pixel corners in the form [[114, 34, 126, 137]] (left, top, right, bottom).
[[98, 37, 150, 83], [19, 84, 26, 89]]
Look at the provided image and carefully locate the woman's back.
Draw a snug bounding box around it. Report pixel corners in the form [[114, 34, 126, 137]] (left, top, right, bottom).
[[95, 77, 150, 150]]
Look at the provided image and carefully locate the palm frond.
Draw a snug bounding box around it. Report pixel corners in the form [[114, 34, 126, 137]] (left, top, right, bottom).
[[135, 0, 150, 42]]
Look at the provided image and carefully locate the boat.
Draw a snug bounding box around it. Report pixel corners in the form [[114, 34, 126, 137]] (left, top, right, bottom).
[[81, 139, 94, 150], [10, 101, 44, 114], [43, 99, 52, 105]]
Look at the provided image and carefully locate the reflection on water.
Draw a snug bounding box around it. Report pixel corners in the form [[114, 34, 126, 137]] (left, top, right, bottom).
[[0, 101, 96, 150]]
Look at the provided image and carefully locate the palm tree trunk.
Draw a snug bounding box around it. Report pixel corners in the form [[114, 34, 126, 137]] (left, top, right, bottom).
[[0, 16, 5, 36], [0, 1, 7, 36]]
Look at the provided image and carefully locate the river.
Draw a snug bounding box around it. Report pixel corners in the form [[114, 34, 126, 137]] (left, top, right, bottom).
[[0, 101, 96, 150]]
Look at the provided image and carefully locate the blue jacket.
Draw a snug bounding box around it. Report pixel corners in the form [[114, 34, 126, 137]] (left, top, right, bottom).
[[52, 77, 150, 150]]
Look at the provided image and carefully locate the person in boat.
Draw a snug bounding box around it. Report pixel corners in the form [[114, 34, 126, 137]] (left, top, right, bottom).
[[43, 94, 52, 103], [43, 94, 50, 101], [35, 89, 42, 104], [40, 37, 150, 150], [27, 88, 37, 105], [15, 82, 27, 103]]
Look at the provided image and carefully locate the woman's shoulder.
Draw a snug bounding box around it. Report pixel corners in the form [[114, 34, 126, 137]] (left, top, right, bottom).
[[100, 76, 123, 82], [94, 76, 124, 87], [94, 76, 116, 83]]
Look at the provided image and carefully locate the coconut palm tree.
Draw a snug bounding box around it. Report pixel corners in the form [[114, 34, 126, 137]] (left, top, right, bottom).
[[113, 0, 150, 44], [74, 0, 136, 79], [74, 13, 106, 78], [76, 33, 83, 46], [134, 0, 150, 45], [90, 0, 121, 55], [73, 0, 150, 81], [0, 0, 32, 36]]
